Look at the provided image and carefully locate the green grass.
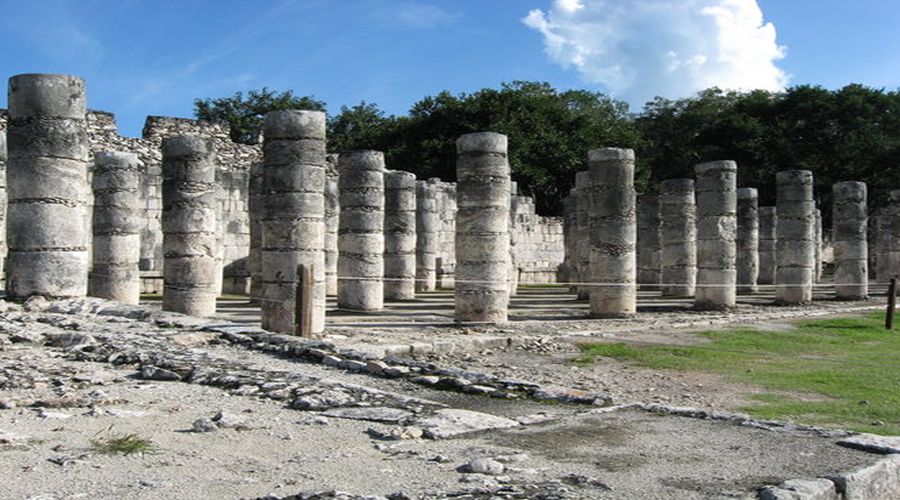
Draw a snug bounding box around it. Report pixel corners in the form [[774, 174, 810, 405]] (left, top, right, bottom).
[[578, 312, 900, 435], [90, 431, 158, 456]]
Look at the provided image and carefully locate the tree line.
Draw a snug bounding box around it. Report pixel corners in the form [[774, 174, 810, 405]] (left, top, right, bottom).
[[195, 82, 900, 216]]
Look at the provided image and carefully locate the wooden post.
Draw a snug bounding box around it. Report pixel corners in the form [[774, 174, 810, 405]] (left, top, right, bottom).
[[887, 278, 897, 330], [295, 264, 314, 337]]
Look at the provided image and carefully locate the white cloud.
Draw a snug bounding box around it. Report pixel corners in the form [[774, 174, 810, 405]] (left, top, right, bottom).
[[523, 0, 788, 107]]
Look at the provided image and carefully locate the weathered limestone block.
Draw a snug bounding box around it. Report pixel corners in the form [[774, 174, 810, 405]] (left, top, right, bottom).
[[455, 132, 510, 323], [161, 136, 218, 317], [562, 190, 577, 288], [384, 170, 416, 300], [660, 179, 696, 298], [588, 148, 636, 317], [90, 151, 141, 304], [758, 207, 777, 285], [338, 150, 385, 310], [694, 161, 737, 310], [248, 162, 264, 303], [833, 181, 868, 300], [885, 190, 900, 281], [736, 188, 759, 294], [776, 170, 815, 305], [637, 194, 661, 290], [260, 110, 327, 334], [815, 208, 824, 283], [416, 179, 440, 292], [437, 182, 457, 288], [876, 212, 892, 282], [6, 74, 90, 299], [575, 171, 591, 299], [325, 173, 340, 296]]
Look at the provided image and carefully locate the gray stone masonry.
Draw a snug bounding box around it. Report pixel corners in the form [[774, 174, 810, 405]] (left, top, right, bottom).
[[0, 130, 6, 282], [694, 161, 737, 310], [575, 171, 591, 299], [736, 187, 759, 294], [588, 148, 637, 318], [659, 179, 696, 298], [886, 190, 900, 280], [637, 194, 661, 290], [508, 184, 519, 297], [325, 170, 339, 296], [815, 208, 824, 283], [455, 132, 510, 323], [437, 182, 457, 288], [161, 136, 218, 317], [758, 207, 777, 285], [876, 212, 891, 282], [247, 162, 264, 303], [832, 181, 868, 300], [260, 110, 327, 334], [775, 170, 816, 305], [6, 74, 90, 299], [416, 179, 439, 292], [338, 150, 385, 310], [384, 170, 417, 300], [90, 151, 141, 304], [562, 190, 576, 288]]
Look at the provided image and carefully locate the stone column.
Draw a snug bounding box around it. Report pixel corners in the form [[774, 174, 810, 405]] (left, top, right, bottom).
[[588, 148, 636, 317], [815, 208, 823, 283], [6, 74, 90, 299], [337, 150, 385, 310], [832, 182, 868, 300], [161, 136, 218, 316], [261, 110, 327, 334], [758, 207, 777, 285], [563, 190, 577, 289], [415, 179, 439, 292], [637, 194, 661, 290], [384, 170, 416, 300], [248, 162, 264, 303], [659, 179, 696, 298], [90, 151, 141, 304], [775, 170, 816, 304], [324, 175, 340, 296], [438, 182, 457, 289], [455, 132, 510, 323], [575, 171, 591, 299], [694, 161, 737, 310], [0, 130, 6, 283], [736, 188, 759, 294], [876, 212, 892, 282], [886, 191, 900, 280], [508, 184, 520, 297]]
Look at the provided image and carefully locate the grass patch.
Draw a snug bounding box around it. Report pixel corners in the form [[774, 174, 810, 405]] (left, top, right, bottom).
[[90, 429, 158, 456], [578, 312, 900, 435]]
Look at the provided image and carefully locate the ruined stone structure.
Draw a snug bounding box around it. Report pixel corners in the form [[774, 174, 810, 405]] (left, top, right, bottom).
[[736, 188, 759, 294], [815, 209, 823, 283], [90, 151, 141, 304], [324, 173, 340, 296], [161, 136, 218, 316], [758, 207, 777, 285], [832, 181, 868, 300], [637, 194, 661, 290], [6, 74, 90, 300], [588, 148, 636, 318], [883, 191, 900, 281], [455, 132, 510, 323], [437, 182, 457, 288], [415, 179, 439, 292], [247, 162, 264, 303], [508, 186, 520, 297], [384, 170, 417, 300], [575, 171, 591, 299], [260, 110, 326, 333], [338, 150, 385, 310], [512, 204, 564, 285], [0, 130, 6, 282], [659, 179, 697, 298], [562, 190, 576, 286], [694, 161, 737, 310], [775, 170, 816, 304]]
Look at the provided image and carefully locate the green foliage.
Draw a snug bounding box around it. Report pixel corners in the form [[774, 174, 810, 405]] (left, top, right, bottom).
[[194, 87, 326, 144], [578, 313, 900, 435], [90, 429, 158, 456]]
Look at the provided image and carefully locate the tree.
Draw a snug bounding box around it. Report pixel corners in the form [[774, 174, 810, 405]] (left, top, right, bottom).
[[194, 88, 326, 144]]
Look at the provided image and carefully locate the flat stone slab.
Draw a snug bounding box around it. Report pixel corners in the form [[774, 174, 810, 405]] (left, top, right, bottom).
[[826, 454, 900, 500], [321, 407, 413, 423], [758, 478, 839, 500], [837, 433, 900, 454], [415, 409, 520, 439]]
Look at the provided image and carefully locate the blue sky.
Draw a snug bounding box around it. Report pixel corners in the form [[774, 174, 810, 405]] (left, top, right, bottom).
[[1, 0, 898, 137]]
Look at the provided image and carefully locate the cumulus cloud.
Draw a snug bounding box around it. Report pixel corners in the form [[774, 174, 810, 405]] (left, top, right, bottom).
[[523, 0, 788, 106]]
